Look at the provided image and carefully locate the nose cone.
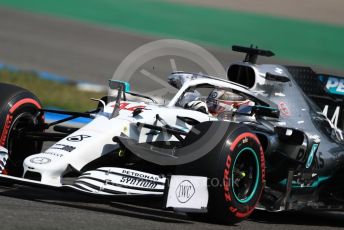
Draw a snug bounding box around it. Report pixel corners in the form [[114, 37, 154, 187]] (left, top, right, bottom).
[[23, 153, 66, 186]]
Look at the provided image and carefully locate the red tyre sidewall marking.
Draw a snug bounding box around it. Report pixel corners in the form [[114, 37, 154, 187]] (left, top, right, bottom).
[[223, 132, 265, 219], [0, 98, 41, 147]]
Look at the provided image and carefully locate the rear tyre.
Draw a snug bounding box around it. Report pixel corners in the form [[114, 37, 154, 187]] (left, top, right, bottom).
[[0, 83, 44, 177], [179, 122, 265, 224]]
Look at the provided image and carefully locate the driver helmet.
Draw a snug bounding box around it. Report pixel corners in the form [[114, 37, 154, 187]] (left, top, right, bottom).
[[206, 89, 254, 115]]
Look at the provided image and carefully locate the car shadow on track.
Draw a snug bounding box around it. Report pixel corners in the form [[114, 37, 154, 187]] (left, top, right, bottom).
[[1, 185, 344, 227], [0, 185, 191, 224], [249, 210, 344, 228]]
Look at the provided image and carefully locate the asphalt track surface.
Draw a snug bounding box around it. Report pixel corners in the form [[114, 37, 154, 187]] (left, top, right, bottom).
[[1, 184, 344, 230], [1, 7, 344, 230]]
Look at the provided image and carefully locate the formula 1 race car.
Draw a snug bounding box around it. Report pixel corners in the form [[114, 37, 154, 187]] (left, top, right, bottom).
[[0, 45, 344, 224]]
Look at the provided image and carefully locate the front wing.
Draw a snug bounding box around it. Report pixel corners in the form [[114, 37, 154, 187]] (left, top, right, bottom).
[[0, 167, 208, 212]]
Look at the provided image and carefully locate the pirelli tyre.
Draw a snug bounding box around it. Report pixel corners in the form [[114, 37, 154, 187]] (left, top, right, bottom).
[[179, 122, 265, 224], [0, 83, 44, 177]]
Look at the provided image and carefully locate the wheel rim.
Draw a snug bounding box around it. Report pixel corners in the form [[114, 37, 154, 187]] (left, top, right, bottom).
[[6, 112, 42, 175], [231, 147, 260, 203]]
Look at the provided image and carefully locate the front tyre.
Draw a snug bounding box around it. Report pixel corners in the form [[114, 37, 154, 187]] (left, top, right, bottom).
[[180, 122, 265, 224], [0, 83, 44, 176], [213, 129, 265, 223]]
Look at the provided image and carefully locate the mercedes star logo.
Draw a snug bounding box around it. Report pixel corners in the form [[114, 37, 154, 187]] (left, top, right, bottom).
[[30, 157, 51, 164]]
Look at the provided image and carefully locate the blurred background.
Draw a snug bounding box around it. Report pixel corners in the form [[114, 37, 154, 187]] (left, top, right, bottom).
[[0, 0, 344, 109]]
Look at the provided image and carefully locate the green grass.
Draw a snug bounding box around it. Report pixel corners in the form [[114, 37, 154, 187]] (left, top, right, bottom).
[[0, 69, 106, 111]]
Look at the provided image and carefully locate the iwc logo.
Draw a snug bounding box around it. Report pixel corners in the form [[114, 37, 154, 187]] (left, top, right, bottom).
[[175, 180, 195, 203], [30, 157, 51, 164]]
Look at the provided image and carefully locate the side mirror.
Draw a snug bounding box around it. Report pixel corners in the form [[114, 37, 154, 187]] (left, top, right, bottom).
[[108, 80, 131, 92], [108, 80, 130, 118]]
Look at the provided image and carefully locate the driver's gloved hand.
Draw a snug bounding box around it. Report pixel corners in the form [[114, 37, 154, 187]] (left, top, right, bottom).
[[0, 146, 8, 174], [184, 101, 209, 114]]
